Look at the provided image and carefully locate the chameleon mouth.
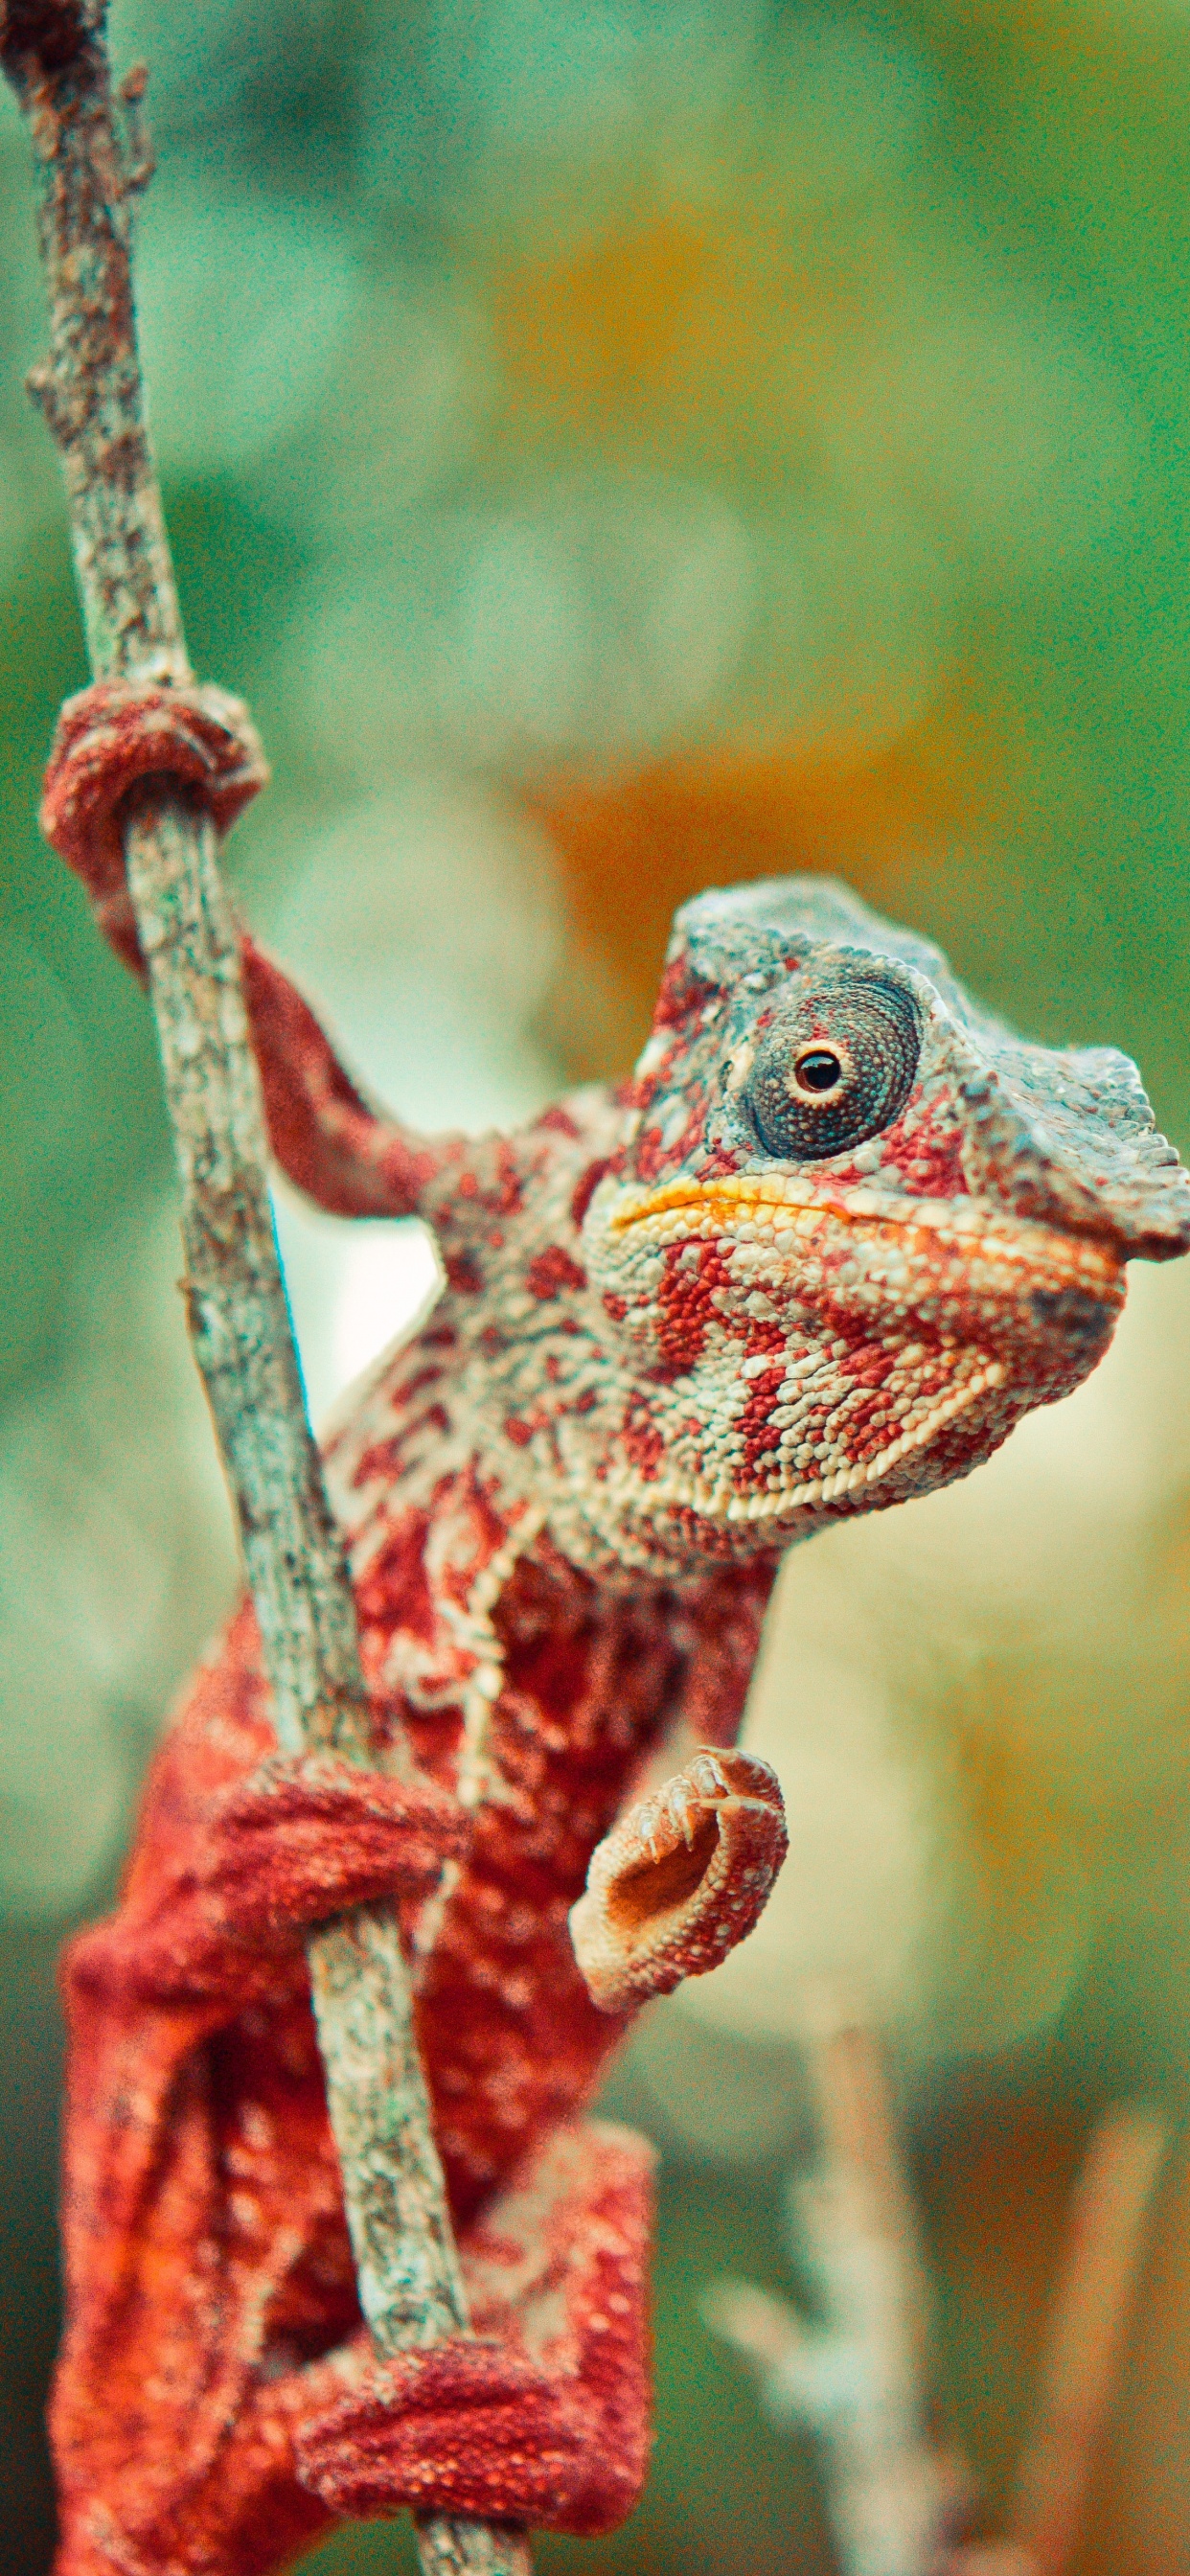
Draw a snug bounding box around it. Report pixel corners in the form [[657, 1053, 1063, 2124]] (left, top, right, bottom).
[[608, 1173, 1123, 1291]]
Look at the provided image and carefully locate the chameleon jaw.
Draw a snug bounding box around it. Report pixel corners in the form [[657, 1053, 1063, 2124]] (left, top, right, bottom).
[[582, 1169, 1128, 1541], [721, 1352, 1004, 1519], [593, 1351, 1007, 1529]]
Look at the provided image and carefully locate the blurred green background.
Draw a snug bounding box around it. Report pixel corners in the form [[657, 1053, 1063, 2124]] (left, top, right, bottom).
[[7, 3, 1190, 2569]]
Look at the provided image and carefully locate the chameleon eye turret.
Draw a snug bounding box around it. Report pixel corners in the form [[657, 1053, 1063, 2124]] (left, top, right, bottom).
[[745, 965, 921, 1161]]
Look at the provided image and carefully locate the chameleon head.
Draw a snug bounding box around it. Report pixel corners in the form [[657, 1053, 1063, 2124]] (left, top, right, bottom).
[[580, 877, 1190, 1550]]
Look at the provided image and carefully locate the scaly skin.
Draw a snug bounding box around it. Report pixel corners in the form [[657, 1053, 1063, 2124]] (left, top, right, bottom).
[[40, 684, 1190, 2575]]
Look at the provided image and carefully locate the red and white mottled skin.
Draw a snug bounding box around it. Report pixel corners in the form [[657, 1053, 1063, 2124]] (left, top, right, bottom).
[[39, 685, 1190, 2576]]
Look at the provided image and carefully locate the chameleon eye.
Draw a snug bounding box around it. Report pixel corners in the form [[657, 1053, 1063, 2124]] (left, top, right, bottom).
[[792, 1046, 844, 1095], [745, 972, 920, 1160]]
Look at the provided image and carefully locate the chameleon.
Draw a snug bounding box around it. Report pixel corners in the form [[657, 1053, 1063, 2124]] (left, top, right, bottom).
[[38, 680, 1190, 2576]]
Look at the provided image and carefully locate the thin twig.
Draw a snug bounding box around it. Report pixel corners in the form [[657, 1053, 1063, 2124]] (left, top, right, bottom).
[[0, 7, 527, 2569], [706, 1995, 1167, 2576], [704, 1999, 971, 2576], [1004, 2104, 1167, 2576], [803, 2015, 935, 2391], [792, 2014, 970, 2576]]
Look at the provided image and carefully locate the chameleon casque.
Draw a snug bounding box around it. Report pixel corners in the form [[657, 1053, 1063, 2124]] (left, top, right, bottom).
[[39, 682, 1190, 2576]]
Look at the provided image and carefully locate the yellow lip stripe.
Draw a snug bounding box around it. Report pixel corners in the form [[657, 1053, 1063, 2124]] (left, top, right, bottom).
[[609, 1175, 1121, 1286]]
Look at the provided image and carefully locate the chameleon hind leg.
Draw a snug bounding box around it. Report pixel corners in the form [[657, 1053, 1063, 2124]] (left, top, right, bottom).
[[296, 1750, 788, 2538], [296, 2120, 654, 2537]]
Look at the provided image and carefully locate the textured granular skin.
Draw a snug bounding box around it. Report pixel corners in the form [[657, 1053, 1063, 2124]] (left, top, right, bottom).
[[41, 684, 1190, 2574]]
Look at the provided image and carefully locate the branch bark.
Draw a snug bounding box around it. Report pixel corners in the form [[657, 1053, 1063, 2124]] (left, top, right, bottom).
[[1, 8, 529, 2569], [789, 2015, 970, 2576]]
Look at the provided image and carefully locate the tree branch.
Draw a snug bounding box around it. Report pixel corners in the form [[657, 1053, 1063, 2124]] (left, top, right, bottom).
[[790, 2015, 971, 2576], [1, 7, 529, 2569]]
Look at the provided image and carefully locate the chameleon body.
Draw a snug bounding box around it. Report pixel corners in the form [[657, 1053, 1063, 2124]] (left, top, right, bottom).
[[40, 684, 1190, 2576]]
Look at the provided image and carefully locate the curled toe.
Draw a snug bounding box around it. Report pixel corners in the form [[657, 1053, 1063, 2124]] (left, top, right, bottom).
[[570, 1745, 788, 2012]]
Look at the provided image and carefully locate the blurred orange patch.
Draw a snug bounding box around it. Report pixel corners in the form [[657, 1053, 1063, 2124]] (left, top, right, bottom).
[[527, 674, 1002, 1070], [492, 201, 859, 479], [496, 212, 718, 422]]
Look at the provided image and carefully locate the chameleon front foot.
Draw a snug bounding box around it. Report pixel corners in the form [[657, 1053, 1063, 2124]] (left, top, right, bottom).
[[569, 1745, 788, 2011], [63, 1748, 470, 2009], [201, 1749, 470, 1941]]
